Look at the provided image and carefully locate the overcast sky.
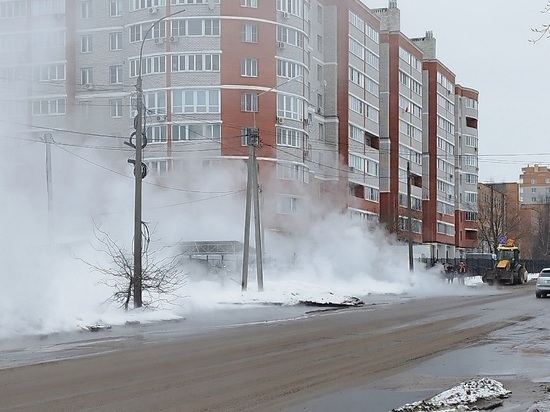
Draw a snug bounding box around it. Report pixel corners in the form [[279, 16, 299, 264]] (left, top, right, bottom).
[[364, 0, 550, 183]]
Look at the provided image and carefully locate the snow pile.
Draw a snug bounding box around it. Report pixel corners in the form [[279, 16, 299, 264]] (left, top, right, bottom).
[[391, 378, 511, 411]]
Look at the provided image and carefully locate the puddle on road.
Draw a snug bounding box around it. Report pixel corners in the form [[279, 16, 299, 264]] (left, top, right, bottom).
[[286, 318, 550, 412]]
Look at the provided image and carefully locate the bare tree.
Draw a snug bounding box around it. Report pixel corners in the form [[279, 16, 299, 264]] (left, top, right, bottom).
[[531, 1, 550, 43], [531, 202, 550, 259], [82, 222, 186, 310], [477, 184, 525, 254]]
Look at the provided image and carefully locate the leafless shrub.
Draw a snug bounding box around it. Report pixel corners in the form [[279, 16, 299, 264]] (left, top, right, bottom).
[[81, 221, 186, 310], [530, 1, 550, 43]]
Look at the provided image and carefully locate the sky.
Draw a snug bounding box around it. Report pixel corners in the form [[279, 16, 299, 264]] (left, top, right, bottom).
[[364, 0, 550, 183]]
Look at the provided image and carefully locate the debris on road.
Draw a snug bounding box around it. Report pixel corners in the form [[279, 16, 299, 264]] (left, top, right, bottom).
[[82, 324, 112, 332]]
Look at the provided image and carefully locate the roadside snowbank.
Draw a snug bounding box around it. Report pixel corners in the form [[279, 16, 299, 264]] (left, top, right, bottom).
[[391, 378, 511, 412]]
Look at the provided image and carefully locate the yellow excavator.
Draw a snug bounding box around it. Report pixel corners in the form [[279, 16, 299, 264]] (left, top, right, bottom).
[[482, 239, 528, 285]]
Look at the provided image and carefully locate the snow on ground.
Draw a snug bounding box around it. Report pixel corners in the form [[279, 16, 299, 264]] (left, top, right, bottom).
[[391, 378, 511, 412]]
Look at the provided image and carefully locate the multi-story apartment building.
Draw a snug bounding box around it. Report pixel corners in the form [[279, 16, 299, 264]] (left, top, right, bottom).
[[323, 0, 382, 224], [454, 85, 479, 251], [374, 2, 479, 260], [411, 32, 458, 262], [0, 0, 480, 258], [374, 2, 424, 244]]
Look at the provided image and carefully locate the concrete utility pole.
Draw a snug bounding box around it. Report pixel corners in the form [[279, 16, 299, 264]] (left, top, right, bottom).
[[407, 162, 414, 271], [241, 135, 253, 292], [240, 75, 302, 292], [241, 128, 263, 291], [44, 133, 53, 243], [131, 8, 185, 309]]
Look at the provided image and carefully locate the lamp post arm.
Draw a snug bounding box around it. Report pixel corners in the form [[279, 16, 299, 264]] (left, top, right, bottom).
[[138, 8, 186, 80]]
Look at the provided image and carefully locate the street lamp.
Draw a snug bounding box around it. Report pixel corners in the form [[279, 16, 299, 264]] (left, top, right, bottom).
[[132, 8, 185, 308]]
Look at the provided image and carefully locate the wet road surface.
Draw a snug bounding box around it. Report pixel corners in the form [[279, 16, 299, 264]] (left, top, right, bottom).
[[0, 284, 548, 411]]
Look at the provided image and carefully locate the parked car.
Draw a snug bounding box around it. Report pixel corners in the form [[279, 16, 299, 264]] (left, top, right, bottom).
[[535, 268, 550, 298]]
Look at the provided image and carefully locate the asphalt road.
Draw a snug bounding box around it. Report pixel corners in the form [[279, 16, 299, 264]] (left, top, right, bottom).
[[1, 284, 548, 412]]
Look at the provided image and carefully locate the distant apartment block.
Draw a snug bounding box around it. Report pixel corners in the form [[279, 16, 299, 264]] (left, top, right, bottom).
[[520, 164, 550, 204]]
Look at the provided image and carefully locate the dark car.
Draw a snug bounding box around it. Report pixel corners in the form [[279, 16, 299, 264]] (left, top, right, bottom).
[[535, 268, 550, 298]]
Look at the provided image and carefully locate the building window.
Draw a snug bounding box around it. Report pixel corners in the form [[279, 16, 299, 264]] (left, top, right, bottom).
[[349, 153, 364, 172], [129, 0, 165, 12], [130, 22, 165, 43], [241, 93, 258, 112], [172, 89, 220, 114], [143, 91, 166, 115], [172, 0, 220, 3], [150, 125, 167, 143], [277, 127, 301, 148], [465, 191, 478, 204], [241, 24, 258, 43], [349, 38, 364, 59], [465, 211, 478, 221], [109, 65, 123, 84], [276, 163, 308, 183], [365, 186, 380, 202], [80, 0, 91, 18], [80, 34, 92, 53], [173, 123, 221, 141], [0, 1, 27, 19], [30, 0, 65, 16], [172, 20, 220, 37], [465, 97, 478, 110], [109, 99, 122, 118], [32, 98, 66, 116], [109, 32, 122, 50], [110, 0, 121, 16], [276, 0, 303, 17], [277, 26, 303, 47], [277, 196, 299, 214], [171, 54, 220, 72], [317, 35, 323, 52], [277, 93, 303, 120], [80, 67, 93, 85], [130, 56, 166, 77], [349, 67, 364, 88], [464, 155, 478, 167], [241, 58, 258, 77], [277, 59, 303, 78], [365, 159, 379, 177], [241, 0, 257, 7], [318, 123, 325, 141], [465, 173, 478, 184], [33, 64, 65, 81]]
